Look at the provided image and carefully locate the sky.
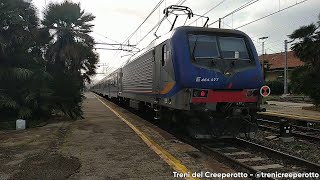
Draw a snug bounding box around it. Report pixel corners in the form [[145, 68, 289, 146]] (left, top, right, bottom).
[[31, 0, 320, 82]]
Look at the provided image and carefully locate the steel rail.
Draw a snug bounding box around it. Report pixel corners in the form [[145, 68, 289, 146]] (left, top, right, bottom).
[[230, 138, 320, 172], [201, 144, 276, 180], [259, 124, 320, 142]]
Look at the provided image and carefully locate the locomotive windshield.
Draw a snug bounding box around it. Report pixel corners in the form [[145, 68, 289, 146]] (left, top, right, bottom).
[[189, 34, 250, 60], [189, 35, 220, 58]]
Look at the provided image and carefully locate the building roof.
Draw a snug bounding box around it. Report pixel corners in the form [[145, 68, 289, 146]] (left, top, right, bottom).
[[259, 51, 304, 70]]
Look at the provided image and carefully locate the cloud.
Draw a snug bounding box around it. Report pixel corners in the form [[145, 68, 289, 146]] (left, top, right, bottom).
[[31, 0, 320, 82], [113, 7, 148, 21]]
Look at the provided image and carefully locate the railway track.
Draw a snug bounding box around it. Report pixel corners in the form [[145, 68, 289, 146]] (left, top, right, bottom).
[[201, 138, 320, 179], [257, 118, 320, 142], [166, 123, 320, 180], [98, 95, 320, 179]]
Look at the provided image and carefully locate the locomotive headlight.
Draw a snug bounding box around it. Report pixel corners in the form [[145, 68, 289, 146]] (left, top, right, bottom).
[[193, 91, 200, 97], [253, 89, 259, 96], [246, 90, 253, 97], [246, 89, 259, 97], [192, 89, 208, 97], [246, 89, 258, 97], [200, 91, 206, 97]]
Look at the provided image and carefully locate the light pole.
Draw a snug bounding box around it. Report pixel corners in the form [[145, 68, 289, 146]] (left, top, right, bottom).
[[259, 36, 269, 81], [284, 39, 294, 95]]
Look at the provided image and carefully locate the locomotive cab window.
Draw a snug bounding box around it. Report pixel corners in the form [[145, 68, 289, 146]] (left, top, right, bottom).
[[188, 34, 250, 61], [189, 35, 219, 60], [219, 37, 249, 60]]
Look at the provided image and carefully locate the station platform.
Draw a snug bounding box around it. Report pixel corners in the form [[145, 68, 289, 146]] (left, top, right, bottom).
[[0, 92, 236, 179], [64, 92, 175, 179], [62, 92, 234, 179], [259, 101, 320, 122]]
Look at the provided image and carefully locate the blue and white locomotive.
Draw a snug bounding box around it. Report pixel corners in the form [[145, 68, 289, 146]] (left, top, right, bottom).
[[92, 26, 264, 138]]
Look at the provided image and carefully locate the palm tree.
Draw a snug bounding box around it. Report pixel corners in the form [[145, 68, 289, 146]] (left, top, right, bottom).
[[42, 1, 98, 118], [289, 13, 320, 106], [0, 0, 52, 120], [289, 14, 320, 68], [42, 1, 97, 72]]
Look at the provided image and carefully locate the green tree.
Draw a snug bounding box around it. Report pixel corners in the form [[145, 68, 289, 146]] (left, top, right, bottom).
[[0, 0, 52, 120], [289, 13, 320, 106], [42, 1, 98, 118]]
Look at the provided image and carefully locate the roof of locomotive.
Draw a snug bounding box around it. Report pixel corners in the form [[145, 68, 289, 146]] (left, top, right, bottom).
[[124, 26, 247, 64], [94, 26, 249, 86], [174, 26, 247, 36]]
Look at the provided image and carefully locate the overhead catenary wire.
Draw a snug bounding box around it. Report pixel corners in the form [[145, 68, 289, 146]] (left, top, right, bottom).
[[117, 0, 261, 63], [94, 32, 141, 53], [114, 0, 310, 70], [112, 0, 173, 62], [121, 0, 165, 45], [235, 0, 310, 55], [221, 21, 281, 54], [123, 0, 190, 54], [111, 0, 167, 61], [177, 0, 187, 5], [93, 33, 119, 49], [251, 39, 280, 55], [94, 48, 138, 52], [235, 0, 309, 29], [248, 7, 316, 40], [118, 0, 191, 64], [124, 0, 190, 46], [221, 0, 261, 19], [217, 0, 311, 54], [187, 0, 228, 26], [93, 32, 122, 44], [208, 0, 261, 27], [134, 1, 193, 47]]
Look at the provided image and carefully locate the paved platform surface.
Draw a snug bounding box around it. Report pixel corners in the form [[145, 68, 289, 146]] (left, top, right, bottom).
[[0, 92, 236, 180], [261, 101, 320, 121], [63, 92, 175, 179], [266, 101, 314, 108], [90, 93, 237, 179]]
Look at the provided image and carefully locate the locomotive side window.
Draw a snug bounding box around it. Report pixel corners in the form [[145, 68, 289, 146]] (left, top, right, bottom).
[[162, 44, 167, 66]]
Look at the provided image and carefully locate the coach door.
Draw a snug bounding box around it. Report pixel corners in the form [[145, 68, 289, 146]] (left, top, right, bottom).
[[118, 69, 123, 95], [156, 42, 170, 94]]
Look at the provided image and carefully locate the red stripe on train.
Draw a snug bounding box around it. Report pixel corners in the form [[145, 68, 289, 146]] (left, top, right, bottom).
[[192, 90, 257, 103]]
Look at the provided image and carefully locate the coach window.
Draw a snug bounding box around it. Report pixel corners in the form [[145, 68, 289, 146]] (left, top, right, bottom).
[[114, 76, 117, 86], [162, 44, 167, 66]]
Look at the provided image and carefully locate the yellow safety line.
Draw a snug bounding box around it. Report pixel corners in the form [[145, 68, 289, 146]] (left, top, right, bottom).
[[93, 94, 199, 180], [258, 111, 320, 121]]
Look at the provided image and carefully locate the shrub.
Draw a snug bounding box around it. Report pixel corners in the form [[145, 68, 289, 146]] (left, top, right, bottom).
[[265, 81, 284, 95]]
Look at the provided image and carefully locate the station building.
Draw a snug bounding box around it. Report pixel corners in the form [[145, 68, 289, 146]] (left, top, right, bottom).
[[259, 51, 305, 82]]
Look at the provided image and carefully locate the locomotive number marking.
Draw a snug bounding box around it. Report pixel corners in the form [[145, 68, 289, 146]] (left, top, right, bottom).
[[196, 77, 219, 82]]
